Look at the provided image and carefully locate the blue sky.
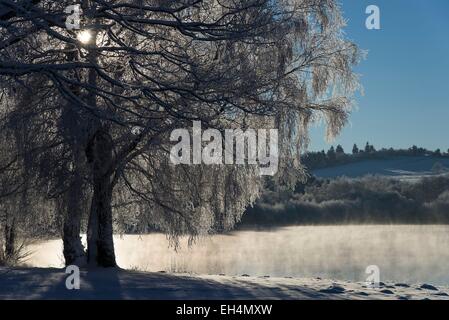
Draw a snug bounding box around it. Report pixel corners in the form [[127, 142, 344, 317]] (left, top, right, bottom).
[[309, 0, 449, 152]]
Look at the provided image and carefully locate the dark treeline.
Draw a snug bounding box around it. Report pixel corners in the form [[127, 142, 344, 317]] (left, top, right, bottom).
[[302, 143, 448, 170], [239, 175, 449, 227]]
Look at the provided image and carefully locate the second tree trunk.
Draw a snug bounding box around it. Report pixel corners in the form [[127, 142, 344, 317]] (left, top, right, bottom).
[[86, 128, 116, 267]]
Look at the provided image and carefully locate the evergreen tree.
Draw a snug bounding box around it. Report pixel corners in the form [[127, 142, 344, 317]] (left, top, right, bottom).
[[336, 145, 345, 155], [327, 146, 337, 163], [365, 142, 371, 153]]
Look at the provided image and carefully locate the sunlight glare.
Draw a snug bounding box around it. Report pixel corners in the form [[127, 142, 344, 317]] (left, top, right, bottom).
[[77, 30, 92, 44]]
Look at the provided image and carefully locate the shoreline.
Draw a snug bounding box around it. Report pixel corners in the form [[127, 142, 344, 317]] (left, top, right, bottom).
[[1, 267, 448, 300]]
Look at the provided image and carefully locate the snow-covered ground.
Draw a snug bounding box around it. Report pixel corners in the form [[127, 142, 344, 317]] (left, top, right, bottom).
[[313, 156, 449, 179], [0, 267, 448, 300]]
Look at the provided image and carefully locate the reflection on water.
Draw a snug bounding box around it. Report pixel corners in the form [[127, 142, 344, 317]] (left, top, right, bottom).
[[27, 225, 449, 285]]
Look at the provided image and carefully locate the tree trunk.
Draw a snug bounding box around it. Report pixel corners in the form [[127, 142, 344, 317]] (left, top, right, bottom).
[[87, 173, 115, 267], [62, 43, 87, 266], [62, 177, 86, 266], [0, 235, 4, 262], [4, 216, 15, 260], [86, 128, 116, 267]]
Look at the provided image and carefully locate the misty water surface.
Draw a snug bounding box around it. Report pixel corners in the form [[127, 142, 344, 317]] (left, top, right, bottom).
[[27, 225, 449, 285]]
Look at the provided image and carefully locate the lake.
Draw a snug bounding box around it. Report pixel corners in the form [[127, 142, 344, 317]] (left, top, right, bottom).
[[26, 225, 449, 285]]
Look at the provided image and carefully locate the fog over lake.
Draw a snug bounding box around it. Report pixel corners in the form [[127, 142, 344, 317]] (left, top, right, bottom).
[[27, 225, 449, 285]]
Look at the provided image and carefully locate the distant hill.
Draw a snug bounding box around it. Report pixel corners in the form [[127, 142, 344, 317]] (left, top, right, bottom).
[[302, 143, 449, 179], [312, 156, 449, 179]]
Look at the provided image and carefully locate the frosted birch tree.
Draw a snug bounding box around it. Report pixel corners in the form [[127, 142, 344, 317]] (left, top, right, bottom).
[[0, 0, 361, 267]]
